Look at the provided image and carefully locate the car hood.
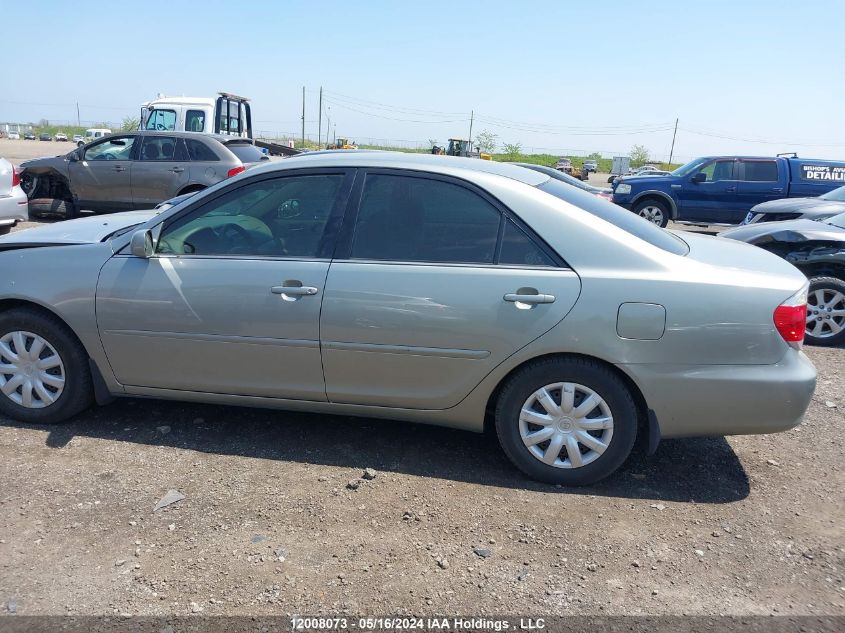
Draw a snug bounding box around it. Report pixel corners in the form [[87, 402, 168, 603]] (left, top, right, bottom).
[[19, 155, 68, 169], [751, 197, 845, 214], [0, 211, 158, 246], [617, 175, 675, 186], [721, 218, 845, 245]]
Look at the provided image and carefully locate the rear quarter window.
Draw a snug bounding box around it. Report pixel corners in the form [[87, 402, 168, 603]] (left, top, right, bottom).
[[536, 179, 689, 255], [226, 143, 268, 164]]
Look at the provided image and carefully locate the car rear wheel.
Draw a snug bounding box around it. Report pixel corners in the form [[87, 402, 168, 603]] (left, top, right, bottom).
[[494, 357, 638, 485], [0, 308, 93, 424], [805, 276, 845, 346], [634, 199, 669, 228]]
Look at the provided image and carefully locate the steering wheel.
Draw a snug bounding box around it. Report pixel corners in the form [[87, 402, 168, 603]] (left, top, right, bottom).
[[214, 223, 256, 251]]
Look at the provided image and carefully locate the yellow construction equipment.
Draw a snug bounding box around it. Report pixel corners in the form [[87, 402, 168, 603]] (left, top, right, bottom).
[[326, 137, 357, 150], [431, 138, 491, 160]]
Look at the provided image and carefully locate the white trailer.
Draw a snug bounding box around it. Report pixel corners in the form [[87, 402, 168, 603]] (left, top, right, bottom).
[[611, 156, 631, 176]]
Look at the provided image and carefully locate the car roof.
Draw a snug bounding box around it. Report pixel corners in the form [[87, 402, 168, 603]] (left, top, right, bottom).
[[270, 151, 550, 186], [98, 130, 253, 145]]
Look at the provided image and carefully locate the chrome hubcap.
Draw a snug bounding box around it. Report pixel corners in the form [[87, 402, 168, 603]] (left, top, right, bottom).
[[638, 206, 664, 225], [519, 382, 614, 469], [0, 331, 65, 408], [806, 289, 845, 338]]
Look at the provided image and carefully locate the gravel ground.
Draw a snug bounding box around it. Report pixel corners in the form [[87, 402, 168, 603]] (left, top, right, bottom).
[[0, 174, 843, 619]]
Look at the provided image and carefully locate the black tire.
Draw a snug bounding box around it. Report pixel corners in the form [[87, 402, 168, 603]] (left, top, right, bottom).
[[0, 308, 93, 424], [28, 198, 77, 220], [495, 357, 638, 486], [633, 199, 670, 228], [805, 276, 845, 346]]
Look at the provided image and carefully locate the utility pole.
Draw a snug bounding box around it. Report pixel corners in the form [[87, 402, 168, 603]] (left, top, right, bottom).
[[318, 86, 323, 148], [669, 117, 679, 165], [76, 102, 80, 128], [301, 86, 305, 147], [468, 110, 474, 148]]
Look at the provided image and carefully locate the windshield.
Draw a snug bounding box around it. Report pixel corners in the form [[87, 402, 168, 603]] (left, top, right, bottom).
[[671, 157, 709, 178], [536, 179, 689, 255], [826, 211, 845, 229], [820, 185, 845, 202]]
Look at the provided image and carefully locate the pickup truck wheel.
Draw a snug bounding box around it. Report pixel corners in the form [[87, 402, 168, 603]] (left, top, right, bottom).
[[805, 276, 845, 346], [634, 200, 669, 228]]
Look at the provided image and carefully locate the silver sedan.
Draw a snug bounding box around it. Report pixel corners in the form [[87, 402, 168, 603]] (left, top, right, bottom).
[[0, 157, 28, 234], [0, 153, 816, 485]]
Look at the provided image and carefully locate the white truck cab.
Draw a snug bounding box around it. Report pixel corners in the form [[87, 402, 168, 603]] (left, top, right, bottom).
[[139, 92, 252, 138], [78, 128, 112, 147]]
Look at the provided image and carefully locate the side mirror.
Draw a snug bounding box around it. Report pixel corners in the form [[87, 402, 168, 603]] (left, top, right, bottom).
[[691, 172, 707, 184], [68, 149, 81, 162], [130, 229, 154, 258]]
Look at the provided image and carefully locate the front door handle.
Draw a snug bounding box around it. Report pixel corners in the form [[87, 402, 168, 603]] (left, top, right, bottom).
[[725, 186, 737, 192], [772, 187, 784, 193], [113, 166, 126, 172], [169, 167, 184, 173], [504, 293, 555, 304], [271, 285, 319, 297]]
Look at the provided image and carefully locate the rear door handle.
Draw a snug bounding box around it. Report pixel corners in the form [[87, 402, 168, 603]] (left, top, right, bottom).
[[169, 167, 184, 173], [271, 285, 319, 296], [504, 293, 555, 304], [725, 186, 737, 192], [113, 166, 126, 172]]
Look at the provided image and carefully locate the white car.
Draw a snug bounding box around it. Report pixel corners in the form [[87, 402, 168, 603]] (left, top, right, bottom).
[[0, 158, 28, 235], [72, 134, 84, 144], [7, 132, 20, 140], [54, 132, 68, 142]]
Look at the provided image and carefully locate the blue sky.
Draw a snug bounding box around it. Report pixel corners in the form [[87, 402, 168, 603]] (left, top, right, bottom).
[[3, 0, 844, 161]]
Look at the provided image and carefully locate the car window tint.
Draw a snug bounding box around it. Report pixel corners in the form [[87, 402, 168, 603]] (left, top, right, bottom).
[[185, 110, 205, 132], [226, 143, 267, 164], [184, 138, 219, 161], [698, 160, 734, 182], [742, 160, 778, 182], [140, 136, 179, 161], [145, 110, 177, 131], [84, 136, 136, 161], [351, 174, 501, 264], [156, 175, 344, 258], [499, 219, 554, 267]]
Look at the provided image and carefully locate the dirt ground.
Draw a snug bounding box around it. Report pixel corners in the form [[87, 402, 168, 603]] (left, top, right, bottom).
[[0, 158, 843, 619], [1, 138, 76, 166]]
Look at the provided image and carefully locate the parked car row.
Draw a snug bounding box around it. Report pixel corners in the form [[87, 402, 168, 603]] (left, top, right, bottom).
[[0, 153, 817, 486]]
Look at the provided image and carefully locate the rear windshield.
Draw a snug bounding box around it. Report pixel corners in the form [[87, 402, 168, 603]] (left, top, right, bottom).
[[536, 179, 689, 255], [226, 143, 268, 164]]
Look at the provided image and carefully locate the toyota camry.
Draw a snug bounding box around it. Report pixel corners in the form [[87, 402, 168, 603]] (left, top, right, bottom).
[[0, 153, 816, 485]]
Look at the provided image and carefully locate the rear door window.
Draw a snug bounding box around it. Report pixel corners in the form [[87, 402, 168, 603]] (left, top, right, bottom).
[[139, 136, 180, 161], [740, 160, 778, 182], [351, 173, 501, 264]]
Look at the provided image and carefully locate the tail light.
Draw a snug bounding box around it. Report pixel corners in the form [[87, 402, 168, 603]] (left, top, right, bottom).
[[773, 285, 808, 348], [227, 165, 245, 178], [11, 166, 20, 188]]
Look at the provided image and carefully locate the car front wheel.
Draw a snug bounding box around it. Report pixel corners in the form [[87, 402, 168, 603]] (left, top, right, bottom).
[[495, 357, 638, 485], [0, 308, 93, 424], [805, 276, 845, 346], [634, 200, 670, 228]]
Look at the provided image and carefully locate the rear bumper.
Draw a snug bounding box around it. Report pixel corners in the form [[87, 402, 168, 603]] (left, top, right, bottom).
[[620, 349, 816, 439], [0, 186, 29, 224]]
